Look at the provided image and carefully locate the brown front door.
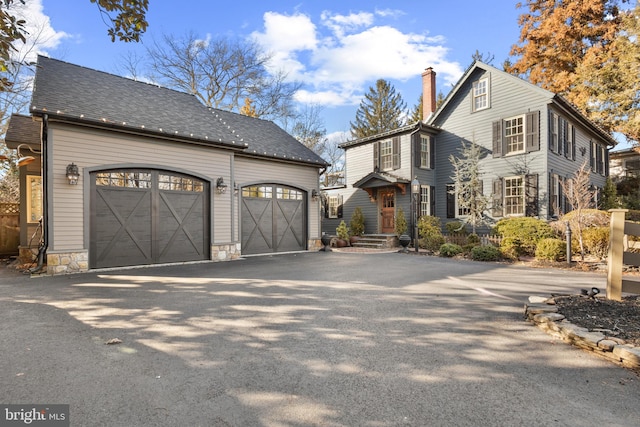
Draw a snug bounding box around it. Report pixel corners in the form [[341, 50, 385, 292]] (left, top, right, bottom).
[[380, 190, 395, 233]]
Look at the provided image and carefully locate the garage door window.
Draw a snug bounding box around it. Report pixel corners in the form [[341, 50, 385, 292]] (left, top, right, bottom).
[[277, 187, 303, 200], [159, 174, 204, 192], [242, 185, 273, 198], [96, 171, 152, 188]]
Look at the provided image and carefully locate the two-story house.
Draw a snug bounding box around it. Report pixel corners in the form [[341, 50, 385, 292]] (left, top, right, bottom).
[[322, 61, 617, 238]]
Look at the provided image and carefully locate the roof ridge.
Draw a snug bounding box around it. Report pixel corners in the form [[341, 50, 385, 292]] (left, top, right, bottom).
[[36, 55, 198, 101]]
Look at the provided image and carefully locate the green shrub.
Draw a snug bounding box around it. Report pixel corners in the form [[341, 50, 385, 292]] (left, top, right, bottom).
[[500, 237, 523, 260], [336, 220, 350, 240], [350, 207, 365, 236], [418, 216, 445, 251], [439, 243, 463, 257], [470, 245, 502, 261], [467, 233, 480, 245], [445, 221, 467, 235], [535, 238, 566, 262], [582, 226, 609, 259], [494, 217, 555, 257], [395, 207, 408, 235]]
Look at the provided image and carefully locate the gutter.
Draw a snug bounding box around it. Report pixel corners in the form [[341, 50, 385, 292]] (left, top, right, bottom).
[[29, 113, 48, 274]]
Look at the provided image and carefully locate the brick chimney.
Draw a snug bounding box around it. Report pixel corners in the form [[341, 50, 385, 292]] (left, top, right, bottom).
[[421, 67, 436, 119]]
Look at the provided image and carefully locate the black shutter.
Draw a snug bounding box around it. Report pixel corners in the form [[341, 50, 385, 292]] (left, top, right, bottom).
[[430, 136, 435, 169], [337, 195, 343, 218], [558, 177, 564, 215], [589, 141, 594, 171], [446, 184, 455, 218], [414, 133, 421, 168], [492, 179, 503, 217], [605, 149, 610, 176], [596, 145, 603, 174], [525, 174, 538, 217], [323, 195, 329, 218], [571, 127, 576, 160], [430, 186, 435, 216], [373, 141, 380, 171], [492, 120, 503, 158], [562, 119, 569, 158], [548, 173, 556, 217], [526, 111, 540, 152], [392, 137, 400, 169]]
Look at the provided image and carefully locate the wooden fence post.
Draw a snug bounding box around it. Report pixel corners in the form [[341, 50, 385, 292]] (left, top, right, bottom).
[[607, 209, 628, 301]]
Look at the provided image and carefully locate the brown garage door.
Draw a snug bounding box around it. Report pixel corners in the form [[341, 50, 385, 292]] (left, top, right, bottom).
[[241, 185, 306, 255], [90, 169, 209, 268]]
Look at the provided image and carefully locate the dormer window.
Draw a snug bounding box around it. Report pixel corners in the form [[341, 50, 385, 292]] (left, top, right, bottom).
[[472, 78, 489, 111]]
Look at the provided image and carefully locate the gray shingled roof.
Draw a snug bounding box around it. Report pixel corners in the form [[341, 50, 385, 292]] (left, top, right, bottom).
[[30, 56, 328, 166], [4, 114, 40, 149]]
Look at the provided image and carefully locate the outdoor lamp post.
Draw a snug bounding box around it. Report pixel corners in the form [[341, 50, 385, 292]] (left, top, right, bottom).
[[411, 176, 420, 253]]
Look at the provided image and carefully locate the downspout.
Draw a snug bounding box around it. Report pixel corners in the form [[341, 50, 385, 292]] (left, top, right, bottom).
[[29, 114, 48, 273]]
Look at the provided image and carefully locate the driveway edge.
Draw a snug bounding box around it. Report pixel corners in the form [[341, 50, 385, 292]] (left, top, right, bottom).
[[524, 300, 640, 372]]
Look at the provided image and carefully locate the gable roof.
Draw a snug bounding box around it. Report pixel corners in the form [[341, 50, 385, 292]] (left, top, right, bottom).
[[340, 121, 439, 149], [30, 56, 328, 167], [427, 60, 617, 147]]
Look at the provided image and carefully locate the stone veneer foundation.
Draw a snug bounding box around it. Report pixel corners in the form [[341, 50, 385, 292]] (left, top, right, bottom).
[[211, 243, 241, 262], [46, 250, 89, 275]]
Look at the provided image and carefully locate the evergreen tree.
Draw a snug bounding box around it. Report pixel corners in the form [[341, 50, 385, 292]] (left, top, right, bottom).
[[599, 177, 620, 210], [410, 94, 423, 123], [449, 139, 488, 234], [350, 79, 407, 138]]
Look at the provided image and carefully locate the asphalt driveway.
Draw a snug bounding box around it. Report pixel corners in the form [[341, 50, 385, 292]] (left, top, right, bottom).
[[1, 252, 638, 426]]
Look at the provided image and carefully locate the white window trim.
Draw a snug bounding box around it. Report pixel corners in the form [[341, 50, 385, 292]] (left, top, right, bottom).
[[328, 195, 340, 218], [503, 114, 526, 156], [472, 77, 489, 112], [420, 135, 431, 169], [420, 185, 430, 217], [503, 175, 525, 217], [380, 139, 393, 171]]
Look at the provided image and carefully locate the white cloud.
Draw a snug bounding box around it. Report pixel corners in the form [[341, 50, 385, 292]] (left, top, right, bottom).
[[11, 0, 69, 62], [252, 9, 464, 108]]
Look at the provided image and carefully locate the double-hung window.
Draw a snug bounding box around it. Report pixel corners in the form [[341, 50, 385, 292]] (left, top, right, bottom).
[[472, 78, 489, 111], [328, 195, 340, 218], [504, 115, 525, 155], [504, 176, 524, 216], [380, 140, 393, 170], [420, 135, 430, 168], [420, 185, 430, 217]]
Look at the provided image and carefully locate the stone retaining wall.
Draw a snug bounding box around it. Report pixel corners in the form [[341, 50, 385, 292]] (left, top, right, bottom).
[[525, 299, 640, 371]]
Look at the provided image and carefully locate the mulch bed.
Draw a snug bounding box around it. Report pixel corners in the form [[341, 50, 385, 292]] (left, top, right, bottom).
[[553, 295, 640, 346]]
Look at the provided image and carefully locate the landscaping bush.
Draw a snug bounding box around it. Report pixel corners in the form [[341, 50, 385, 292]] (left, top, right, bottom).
[[336, 220, 350, 241], [470, 245, 502, 261], [445, 221, 467, 235], [535, 238, 566, 262], [439, 243, 463, 257], [467, 233, 480, 245], [582, 226, 609, 260], [500, 237, 523, 260], [494, 217, 555, 257], [349, 207, 365, 237], [418, 215, 445, 251], [395, 207, 408, 236]]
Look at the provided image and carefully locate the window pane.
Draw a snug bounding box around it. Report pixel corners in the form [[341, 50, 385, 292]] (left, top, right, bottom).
[[504, 177, 524, 215], [420, 136, 430, 168], [381, 140, 393, 170], [504, 116, 524, 154]]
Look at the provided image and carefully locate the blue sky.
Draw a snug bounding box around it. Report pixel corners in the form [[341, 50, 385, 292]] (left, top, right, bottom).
[[19, 0, 525, 141]]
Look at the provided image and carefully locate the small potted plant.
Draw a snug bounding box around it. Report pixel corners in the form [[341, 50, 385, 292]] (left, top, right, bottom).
[[349, 207, 365, 244], [396, 208, 411, 252], [335, 220, 350, 247]]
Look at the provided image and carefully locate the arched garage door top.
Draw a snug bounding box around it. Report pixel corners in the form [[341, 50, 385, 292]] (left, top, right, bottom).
[[90, 169, 210, 269]]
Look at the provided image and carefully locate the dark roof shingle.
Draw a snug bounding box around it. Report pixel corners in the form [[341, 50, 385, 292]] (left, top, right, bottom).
[[30, 56, 328, 166]]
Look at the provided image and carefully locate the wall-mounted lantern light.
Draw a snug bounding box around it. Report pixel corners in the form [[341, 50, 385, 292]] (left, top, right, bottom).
[[216, 177, 228, 194], [311, 189, 319, 201], [66, 163, 79, 185]]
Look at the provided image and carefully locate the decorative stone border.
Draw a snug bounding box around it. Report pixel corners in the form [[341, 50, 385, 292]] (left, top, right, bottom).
[[524, 298, 640, 371]]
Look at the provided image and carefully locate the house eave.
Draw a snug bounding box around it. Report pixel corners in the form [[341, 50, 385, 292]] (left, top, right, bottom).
[[341, 121, 440, 149]]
